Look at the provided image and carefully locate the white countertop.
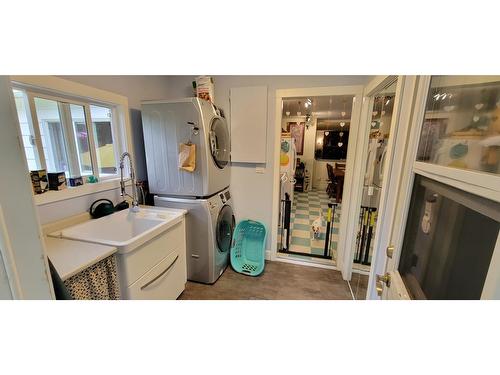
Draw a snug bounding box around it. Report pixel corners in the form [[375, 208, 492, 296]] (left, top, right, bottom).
[[44, 237, 117, 281]]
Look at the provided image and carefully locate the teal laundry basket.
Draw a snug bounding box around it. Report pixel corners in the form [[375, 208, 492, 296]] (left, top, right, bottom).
[[230, 220, 267, 276]]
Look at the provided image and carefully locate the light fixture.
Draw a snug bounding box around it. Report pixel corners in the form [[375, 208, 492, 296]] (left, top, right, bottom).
[[339, 132, 344, 137], [385, 98, 391, 106], [286, 111, 290, 116], [340, 121, 346, 127], [338, 142, 343, 147], [341, 111, 346, 117], [325, 131, 330, 136]]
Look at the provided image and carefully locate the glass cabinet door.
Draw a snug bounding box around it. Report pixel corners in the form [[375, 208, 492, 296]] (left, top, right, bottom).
[[416, 76, 500, 175]]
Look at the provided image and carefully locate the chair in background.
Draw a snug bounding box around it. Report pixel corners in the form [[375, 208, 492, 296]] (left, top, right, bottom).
[[333, 163, 346, 202], [294, 161, 306, 192], [326, 163, 336, 199]]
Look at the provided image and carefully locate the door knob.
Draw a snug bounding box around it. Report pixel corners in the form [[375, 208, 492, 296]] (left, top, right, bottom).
[[376, 272, 391, 297]]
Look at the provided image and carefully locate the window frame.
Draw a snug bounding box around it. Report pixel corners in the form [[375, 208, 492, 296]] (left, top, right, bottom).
[[10, 76, 133, 206], [19, 89, 121, 180]]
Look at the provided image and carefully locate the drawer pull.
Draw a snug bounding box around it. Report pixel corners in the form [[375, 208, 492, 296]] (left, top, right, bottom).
[[140, 255, 179, 290]]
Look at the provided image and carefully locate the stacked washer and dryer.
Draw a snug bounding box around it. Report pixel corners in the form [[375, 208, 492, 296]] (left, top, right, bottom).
[[141, 98, 234, 284]]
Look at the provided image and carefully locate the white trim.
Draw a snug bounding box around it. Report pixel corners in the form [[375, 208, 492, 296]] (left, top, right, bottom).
[[481, 233, 500, 299], [270, 85, 365, 278], [413, 162, 500, 202], [10, 76, 130, 107], [33, 178, 131, 206], [0, 205, 23, 298], [363, 75, 398, 97]]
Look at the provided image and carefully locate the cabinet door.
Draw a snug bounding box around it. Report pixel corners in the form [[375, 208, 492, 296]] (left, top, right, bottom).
[[230, 86, 268, 163], [126, 248, 186, 300]]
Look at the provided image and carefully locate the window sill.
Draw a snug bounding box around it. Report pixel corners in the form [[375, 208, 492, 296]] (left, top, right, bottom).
[[33, 178, 131, 206]]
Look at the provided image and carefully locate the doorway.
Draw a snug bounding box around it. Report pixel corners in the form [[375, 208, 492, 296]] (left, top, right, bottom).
[[345, 76, 414, 299], [271, 85, 364, 272]]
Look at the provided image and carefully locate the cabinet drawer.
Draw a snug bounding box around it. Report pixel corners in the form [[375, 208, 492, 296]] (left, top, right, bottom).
[[117, 220, 185, 286], [125, 247, 187, 300]]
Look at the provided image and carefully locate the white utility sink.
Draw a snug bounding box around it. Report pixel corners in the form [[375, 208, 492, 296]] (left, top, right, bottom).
[[49, 206, 186, 254]]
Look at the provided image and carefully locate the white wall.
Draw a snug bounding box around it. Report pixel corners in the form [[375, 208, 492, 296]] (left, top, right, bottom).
[[165, 76, 372, 250], [60, 76, 171, 110]]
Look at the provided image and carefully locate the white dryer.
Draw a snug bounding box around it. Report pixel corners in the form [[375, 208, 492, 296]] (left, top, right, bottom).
[[142, 98, 230, 198], [154, 188, 235, 284]]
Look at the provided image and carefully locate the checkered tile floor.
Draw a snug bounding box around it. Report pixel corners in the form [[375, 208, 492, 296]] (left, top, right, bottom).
[[287, 189, 341, 259]]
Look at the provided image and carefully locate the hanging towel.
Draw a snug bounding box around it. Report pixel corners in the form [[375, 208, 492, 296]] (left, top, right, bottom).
[[179, 143, 196, 172]]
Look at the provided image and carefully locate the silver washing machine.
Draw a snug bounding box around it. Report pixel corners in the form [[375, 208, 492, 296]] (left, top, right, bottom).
[[142, 98, 231, 198], [154, 187, 235, 284]]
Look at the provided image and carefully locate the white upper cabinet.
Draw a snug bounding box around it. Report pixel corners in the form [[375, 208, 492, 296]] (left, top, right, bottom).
[[230, 86, 268, 163]]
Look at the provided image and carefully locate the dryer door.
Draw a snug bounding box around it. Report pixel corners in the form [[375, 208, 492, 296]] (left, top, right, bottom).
[[216, 205, 235, 253], [209, 117, 230, 169]]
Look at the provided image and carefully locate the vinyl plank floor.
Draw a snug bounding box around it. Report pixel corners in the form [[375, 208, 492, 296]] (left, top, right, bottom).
[[178, 261, 353, 300]]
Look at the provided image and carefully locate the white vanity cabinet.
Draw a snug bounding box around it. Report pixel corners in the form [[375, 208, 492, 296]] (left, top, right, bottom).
[[116, 219, 187, 300], [49, 206, 188, 300]]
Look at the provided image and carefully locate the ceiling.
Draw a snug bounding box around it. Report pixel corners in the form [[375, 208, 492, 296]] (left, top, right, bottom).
[[282, 95, 354, 120]]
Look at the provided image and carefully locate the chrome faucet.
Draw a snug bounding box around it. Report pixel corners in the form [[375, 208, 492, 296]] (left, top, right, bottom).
[[119, 152, 139, 212]]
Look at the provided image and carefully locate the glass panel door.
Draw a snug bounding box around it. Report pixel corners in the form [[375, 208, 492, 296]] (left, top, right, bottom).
[[417, 76, 500, 175], [352, 80, 397, 276], [398, 175, 500, 299]]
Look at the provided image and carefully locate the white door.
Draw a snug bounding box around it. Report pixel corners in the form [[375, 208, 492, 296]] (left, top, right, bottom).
[[344, 76, 418, 283], [372, 75, 500, 300]]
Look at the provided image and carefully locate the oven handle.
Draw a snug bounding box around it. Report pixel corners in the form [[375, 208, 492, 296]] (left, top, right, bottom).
[[140, 255, 179, 290]]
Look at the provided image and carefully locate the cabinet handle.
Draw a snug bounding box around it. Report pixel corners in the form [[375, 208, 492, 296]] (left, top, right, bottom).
[[140, 255, 179, 290]]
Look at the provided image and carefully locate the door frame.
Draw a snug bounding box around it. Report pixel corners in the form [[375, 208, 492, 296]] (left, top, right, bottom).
[[270, 85, 364, 276], [0, 76, 54, 299], [342, 76, 403, 282], [353, 75, 421, 298]]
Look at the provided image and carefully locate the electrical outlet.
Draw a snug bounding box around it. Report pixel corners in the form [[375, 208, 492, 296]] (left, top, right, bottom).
[[255, 167, 265, 174]]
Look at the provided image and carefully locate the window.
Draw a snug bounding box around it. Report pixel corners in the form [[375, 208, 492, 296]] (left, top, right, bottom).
[[416, 76, 500, 175], [12, 88, 120, 180], [90, 105, 117, 176], [12, 89, 42, 171]]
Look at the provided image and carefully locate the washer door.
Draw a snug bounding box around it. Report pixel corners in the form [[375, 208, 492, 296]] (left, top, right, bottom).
[[216, 204, 235, 253], [209, 117, 230, 169]]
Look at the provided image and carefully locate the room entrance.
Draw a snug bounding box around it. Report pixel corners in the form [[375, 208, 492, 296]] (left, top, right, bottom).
[[272, 85, 364, 271]]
